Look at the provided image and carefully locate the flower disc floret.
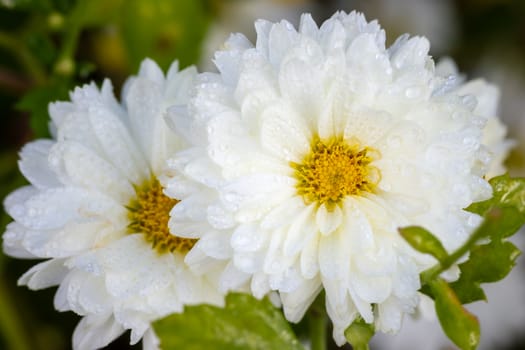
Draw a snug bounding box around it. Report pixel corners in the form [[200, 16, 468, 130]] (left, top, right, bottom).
[[292, 136, 379, 209], [128, 178, 197, 254]]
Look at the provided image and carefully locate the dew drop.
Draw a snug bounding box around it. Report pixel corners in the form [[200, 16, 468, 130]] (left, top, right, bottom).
[[452, 184, 468, 199], [387, 135, 402, 148], [380, 182, 392, 191], [467, 214, 481, 228], [478, 149, 491, 165], [462, 136, 478, 149], [305, 43, 315, 56], [405, 86, 421, 99], [451, 111, 462, 120], [472, 117, 485, 128], [223, 192, 239, 204], [461, 95, 477, 110]]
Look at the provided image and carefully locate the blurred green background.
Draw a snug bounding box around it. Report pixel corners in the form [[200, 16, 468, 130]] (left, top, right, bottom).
[[1, 0, 524, 349]]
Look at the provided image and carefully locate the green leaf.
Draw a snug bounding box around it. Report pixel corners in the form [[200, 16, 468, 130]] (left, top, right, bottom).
[[344, 317, 375, 350], [471, 206, 525, 240], [120, 0, 210, 71], [450, 239, 521, 304], [16, 78, 72, 138], [467, 174, 525, 216], [430, 278, 480, 350], [399, 226, 449, 262], [447, 204, 523, 304], [153, 293, 304, 350]]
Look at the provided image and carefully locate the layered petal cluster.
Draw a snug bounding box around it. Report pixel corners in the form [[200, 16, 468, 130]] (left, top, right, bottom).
[[435, 57, 513, 178], [165, 11, 499, 344], [3, 59, 223, 349]]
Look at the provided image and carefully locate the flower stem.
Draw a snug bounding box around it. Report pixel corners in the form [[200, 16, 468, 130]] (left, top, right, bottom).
[[421, 217, 488, 284], [307, 292, 326, 350]]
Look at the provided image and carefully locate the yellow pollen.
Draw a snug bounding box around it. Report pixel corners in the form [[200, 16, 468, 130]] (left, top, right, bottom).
[[291, 137, 380, 209], [127, 178, 197, 254]]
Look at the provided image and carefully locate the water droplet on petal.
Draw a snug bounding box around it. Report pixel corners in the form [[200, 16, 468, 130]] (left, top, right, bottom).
[[405, 86, 421, 99], [387, 135, 402, 148], [461, 95, 477, 110]]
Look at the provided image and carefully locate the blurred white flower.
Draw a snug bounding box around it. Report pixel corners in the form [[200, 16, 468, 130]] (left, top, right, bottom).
[[2, 59, 223, 349], [166, 11, 497, 345]]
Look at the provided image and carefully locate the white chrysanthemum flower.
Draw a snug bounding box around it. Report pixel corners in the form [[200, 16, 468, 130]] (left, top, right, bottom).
[[435, 57, 513, 178], [165, 11, 503, 345], [2, 59, 223, 349]]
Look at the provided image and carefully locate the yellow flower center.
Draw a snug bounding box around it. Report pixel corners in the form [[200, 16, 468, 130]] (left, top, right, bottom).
[[291, 137, 380, 209], [127, 178, 197, 254]]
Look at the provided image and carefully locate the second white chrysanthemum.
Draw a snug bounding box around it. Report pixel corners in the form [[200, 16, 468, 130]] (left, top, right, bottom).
[[165, 11, 506, 345], [3, 59, 223, 349]]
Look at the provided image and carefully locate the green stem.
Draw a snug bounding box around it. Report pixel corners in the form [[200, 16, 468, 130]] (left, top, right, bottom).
[[53, 0, 90, 76], [307, 293, 326, 350], [421, 220, 488, 283], [0, 31, 47, 85], [53, 24, 80, 76], [0, 276, 32, 350]]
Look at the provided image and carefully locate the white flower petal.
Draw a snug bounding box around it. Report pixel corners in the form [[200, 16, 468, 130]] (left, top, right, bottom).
[[18, 258, 68, 289], [197, 230, 232, 259], [283, 204, 316, 257], [49, 141, 134, 203], [267, 20, 299, 66], [3, 185, 37, 219], [137, 58, 165, 86], [124, 75, 164, 168], [73, 314, 125, 350], [85, 235, 172, 298], [142, 328, 161, 350], [87, 102, 149, 183], [300, 233, 320, 279], [9, 187, 125, 230], [220, 261, 251, 292], [214, 33, 253, 86], [319, 230, 350, 280], [351, 272, 392, 303], [259, 102, 311, 162], [18, 140, 60, 189], [231, 223, 265, 253], [299, 13, 319, 38], [281, 276, 322, 322], [346, 33, 392, 88], [376, 297, 404, 333], [250, 271, 271, 299], [315, 204, 343, 236], [2, 222, 37, 258], [261, 196, 304, 230]]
